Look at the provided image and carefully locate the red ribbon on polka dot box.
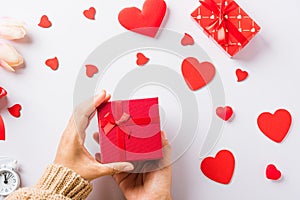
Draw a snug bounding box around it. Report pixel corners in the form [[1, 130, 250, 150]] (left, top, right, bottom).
[[191, 0, 260, 57]]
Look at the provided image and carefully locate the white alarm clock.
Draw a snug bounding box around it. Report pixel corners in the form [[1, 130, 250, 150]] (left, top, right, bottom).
[[0, 159, 20, 197]]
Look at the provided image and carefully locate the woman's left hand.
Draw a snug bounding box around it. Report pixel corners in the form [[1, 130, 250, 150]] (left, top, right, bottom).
[[54, 90, 134, 181]]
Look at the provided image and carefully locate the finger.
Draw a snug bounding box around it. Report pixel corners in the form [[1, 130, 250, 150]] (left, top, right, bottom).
[[100, 162, 134, 176], [161, 131, 169, 147], [159, 131, 172, 169], [95, 153, 101, 163], [93, 132, 100, 144]]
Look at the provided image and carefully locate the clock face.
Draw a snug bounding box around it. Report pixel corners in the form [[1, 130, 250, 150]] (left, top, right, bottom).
[[0, 169, 20, 196]]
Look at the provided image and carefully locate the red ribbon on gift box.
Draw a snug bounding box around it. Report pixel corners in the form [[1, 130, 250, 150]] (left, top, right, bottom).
[[200, 0, 248, 45]]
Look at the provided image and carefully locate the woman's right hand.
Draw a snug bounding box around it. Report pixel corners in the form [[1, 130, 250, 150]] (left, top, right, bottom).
[[93, 131, 172, 200]]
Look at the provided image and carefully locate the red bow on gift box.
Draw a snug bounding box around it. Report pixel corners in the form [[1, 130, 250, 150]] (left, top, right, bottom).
[[200, 0, 248, 45], [101, 112, 131, 138]]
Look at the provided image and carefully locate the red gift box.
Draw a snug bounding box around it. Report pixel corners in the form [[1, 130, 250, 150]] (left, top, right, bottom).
[[97, 97, 163, 163], [191, 0, 261, 57]]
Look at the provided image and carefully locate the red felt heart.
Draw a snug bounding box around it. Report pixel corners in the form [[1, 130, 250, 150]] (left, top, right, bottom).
[[8, 104, 22, 118], [83, 7, 96, 20], [136, 53, 149, 66], [236, 69, 248, 82], [0, 87, 7, 99], [181, 57, 215, 91], [38, 15, 52, 28], [201, 150, 235, 184], [118, 0, 167, 38], [0, 115, 5, 140], [216, 106, 233, 121], [181, 33, 194, 46], [85, 64, 98, 78], [45, 57, 59, 71], [266, 164, 281, 181], [257, 109, 292, 143]]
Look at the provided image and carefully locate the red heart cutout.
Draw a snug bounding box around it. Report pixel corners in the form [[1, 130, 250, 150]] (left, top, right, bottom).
[[83, 7, 96, 20], [85, 64, 98, 78], [266, 164, 281, 181], [136, 53, 149, 66], [216, 106, 233, 121], [0, 87, 7, 99], [181, 33, 194, 46], [201, 150, 235, 184], [8, 104, 22, 118], [118, 0, 167, 38], [236, 69, 248, 82], [257, 109, 292, 143], [181, 57, 215, 91], [45, 57, 59, 71], [38, 15, 52, 28], [0, 115, 5, 140]]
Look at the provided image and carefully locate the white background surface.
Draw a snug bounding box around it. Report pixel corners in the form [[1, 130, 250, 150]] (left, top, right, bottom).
[[0, 0, 300, 199]]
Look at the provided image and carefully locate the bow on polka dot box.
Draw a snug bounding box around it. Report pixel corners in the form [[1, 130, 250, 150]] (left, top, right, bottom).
[[191, 0, 260, 57]]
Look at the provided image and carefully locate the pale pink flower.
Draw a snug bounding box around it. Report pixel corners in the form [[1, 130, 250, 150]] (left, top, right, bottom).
[[0, 42, 23, 72], [0, 17, 26, 40]]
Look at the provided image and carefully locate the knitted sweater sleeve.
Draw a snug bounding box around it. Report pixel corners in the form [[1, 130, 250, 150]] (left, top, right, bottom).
[[5, 164, 93, 200]]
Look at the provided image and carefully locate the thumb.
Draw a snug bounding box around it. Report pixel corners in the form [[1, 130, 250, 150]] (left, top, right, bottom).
[[99, 162, 134, 176]]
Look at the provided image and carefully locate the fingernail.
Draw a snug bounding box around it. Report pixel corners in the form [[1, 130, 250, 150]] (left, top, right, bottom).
[[162, 131, 168, 140], [123, 164, 134, 171]]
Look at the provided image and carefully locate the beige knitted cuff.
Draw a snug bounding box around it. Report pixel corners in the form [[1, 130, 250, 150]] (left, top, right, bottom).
[[35, 164, 93, 200]]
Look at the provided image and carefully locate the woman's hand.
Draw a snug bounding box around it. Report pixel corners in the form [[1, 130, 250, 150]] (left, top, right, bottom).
[[54, 90, 134, 181], [94, 131, 172, 200]]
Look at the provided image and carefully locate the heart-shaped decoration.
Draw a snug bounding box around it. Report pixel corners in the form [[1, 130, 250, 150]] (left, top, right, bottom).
[[8, 104, 22, 118], [118, 0, 167, 38], [236, 69, 248, 82], [181, 57, 215, 91], [257, 109, 292, 143], [83, 7, 96, 20], [0, 115, 5, 140], [0, 87, 7, 99], [181, 33, 194, 46], [45, 57, 59, 71], [38, 15, 52, 28], [201, 150, 235, 184], [136, 53, 149, 66], [266, 164, 281, 181], [85, 64, 98, 78], [216, 106, 233, 121]]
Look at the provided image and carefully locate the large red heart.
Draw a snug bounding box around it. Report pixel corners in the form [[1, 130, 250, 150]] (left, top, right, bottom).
[[0, 115, 5, 140], [118, 0, 167, 38], [8, 104, 22, 118], [201, 150, 235, 184], [45, 57, 59, 71], [38, 15, 52, 28], [257, 109, 292, 143], [266, 164, 281, 181], [83, 7, 96, 20], [181, 57, 215, 91]]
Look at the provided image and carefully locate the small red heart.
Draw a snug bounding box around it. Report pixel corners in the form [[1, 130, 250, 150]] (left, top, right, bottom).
[[45, 57, 59, 71], [38, 15, 52, 28], [181, 57, 215, 91], [181, 33, 194, 46], [83, 7, 96, 20], [216, 106, 233, 121], [201, 150, 235, 184], [8, 104, 22, 118], [0, 115, 5, 140], [236, 69, 248, 82], [118, 0, 167, 38], [136, 53, 149, 66], [266, 164, 281, 181], [257, 109, 292, 143], [85, 64, 99, 78], [0, 87, 7, 99]]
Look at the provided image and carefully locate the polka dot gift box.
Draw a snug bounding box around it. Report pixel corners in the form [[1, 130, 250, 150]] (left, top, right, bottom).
[[191, 0, 260, 57]]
